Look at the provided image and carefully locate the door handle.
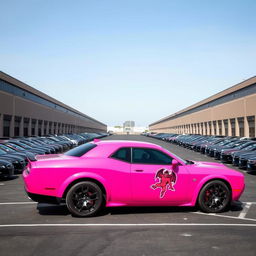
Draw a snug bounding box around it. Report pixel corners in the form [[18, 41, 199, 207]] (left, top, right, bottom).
[[135, 169, 144, 172]]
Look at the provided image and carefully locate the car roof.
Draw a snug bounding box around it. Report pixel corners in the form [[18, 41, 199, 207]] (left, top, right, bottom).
[[94, 140, 162, 149]]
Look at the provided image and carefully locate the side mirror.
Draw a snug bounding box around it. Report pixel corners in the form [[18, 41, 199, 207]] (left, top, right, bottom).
[[172, 159, 179, 169]]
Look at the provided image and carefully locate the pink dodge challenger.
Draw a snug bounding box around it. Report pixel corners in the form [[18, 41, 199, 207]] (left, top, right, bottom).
[[23, 140, 245, 217]]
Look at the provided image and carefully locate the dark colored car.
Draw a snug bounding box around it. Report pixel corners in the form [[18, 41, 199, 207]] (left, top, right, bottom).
[[238, 152, 256, 169], [3, 142, 42, 156], [206, 139, 236, 157], [0, 159, 14, 178], [200, 138, 226, 154], [247, 156, 256, 171], [213, 140, 247, 160], [8, 140, 48, 155], [232, 144, 256, 166], [220, 141, 256, 163], [0, 143, 35, 160], [0, 148, 26, 173]]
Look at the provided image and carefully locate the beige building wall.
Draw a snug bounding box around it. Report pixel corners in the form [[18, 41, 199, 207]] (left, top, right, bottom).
[[0, 71, 106, 137], [149, 77, 256, 138]]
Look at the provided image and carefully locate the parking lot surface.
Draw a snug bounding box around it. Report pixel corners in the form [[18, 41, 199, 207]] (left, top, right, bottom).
[[0, 135, 256, 256]]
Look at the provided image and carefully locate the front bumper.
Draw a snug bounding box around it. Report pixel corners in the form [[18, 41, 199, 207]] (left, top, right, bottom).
[[239, 159, 247, 169], [247, 162, 256, 171], [232, 157, 239, 166], [214, 151, 221, 159], [220, 154, 232, 163], [0, 166, 14, 177]]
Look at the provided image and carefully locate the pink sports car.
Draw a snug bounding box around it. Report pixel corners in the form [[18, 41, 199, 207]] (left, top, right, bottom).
[[23, 140, 245, 217]]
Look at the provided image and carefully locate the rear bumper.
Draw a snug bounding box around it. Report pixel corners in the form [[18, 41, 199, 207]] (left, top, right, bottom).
[[25, 189, 62, 204]]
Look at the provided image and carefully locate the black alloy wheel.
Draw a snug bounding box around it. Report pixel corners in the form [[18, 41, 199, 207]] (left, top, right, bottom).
[[198, 180, 231, 213], [66, 181, 103, 217]]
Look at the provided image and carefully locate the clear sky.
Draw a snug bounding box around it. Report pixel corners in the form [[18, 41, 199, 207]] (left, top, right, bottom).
[[1, 0, 256, 127]]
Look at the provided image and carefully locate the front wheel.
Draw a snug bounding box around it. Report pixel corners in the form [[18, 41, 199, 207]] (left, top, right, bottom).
[[66, 181, 103, 217], [198, 180, 231, 213]]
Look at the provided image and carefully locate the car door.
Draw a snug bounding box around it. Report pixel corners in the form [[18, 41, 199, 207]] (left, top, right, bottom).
[[107, 147, 132, 202], [131, 147, 190, 204]]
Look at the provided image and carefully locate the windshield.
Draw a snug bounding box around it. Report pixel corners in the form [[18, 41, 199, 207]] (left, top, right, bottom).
[[0, 145, 16, 153], [7, 143, 25, 150], [48, 137, 60, 142], [12, 142, 31, 149], [0, 149, 7, 155], [243, 144, 256, 150]]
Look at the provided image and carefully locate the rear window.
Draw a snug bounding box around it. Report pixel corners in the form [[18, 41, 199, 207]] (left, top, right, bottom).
[[64, 143, 97, 157]]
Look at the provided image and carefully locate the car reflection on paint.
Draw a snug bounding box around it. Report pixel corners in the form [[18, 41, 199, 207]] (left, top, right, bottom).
[[23, 140, 245, 217]]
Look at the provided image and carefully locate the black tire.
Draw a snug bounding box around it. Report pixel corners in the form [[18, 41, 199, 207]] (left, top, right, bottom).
[[66, 181, 103, 217], [198, 180, 231, 213]]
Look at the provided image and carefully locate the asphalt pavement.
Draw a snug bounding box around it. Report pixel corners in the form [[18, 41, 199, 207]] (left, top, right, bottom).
[[0, 135, 256, 256]]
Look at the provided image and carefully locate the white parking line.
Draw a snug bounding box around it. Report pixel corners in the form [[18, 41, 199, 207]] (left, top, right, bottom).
[[194, 212, 256, 222], [239, 203, 252, 218], [0, 202, 36, 205], [0, 183, 4, 186], [0, 223, 256, 228]]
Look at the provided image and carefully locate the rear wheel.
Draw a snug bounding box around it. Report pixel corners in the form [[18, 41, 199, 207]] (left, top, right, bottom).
[[66, 181, 103, 217], [198, 180, 231, 213]]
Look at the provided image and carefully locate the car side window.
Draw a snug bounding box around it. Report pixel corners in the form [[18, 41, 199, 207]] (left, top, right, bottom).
[[132, 148, 173, 165], [111, 147, 131, 163]]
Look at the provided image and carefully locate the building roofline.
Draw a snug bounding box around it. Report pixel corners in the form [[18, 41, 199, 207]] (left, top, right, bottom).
[[0, 71, 106, 127], [149, 76, 256, 126]]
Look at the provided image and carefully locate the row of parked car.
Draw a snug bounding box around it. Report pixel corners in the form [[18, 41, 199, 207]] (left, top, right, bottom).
[[144, 132, 256, 172], [0, 132, 108, 179]]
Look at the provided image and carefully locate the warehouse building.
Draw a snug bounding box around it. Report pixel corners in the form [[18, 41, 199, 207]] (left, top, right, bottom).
[[0, 71, 107, 137], [149, 76, 256, 138]]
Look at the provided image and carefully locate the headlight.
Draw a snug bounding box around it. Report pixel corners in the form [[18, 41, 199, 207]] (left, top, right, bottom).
[[0, 165, 5, 168], [14, 161, 19, 164]]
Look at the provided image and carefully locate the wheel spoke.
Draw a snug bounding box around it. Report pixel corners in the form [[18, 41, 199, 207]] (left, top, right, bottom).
[[88, 192, 98, 200], [82, 185, 89, 193], [67, 182, 102, 217], [202, 183, 229, 212]]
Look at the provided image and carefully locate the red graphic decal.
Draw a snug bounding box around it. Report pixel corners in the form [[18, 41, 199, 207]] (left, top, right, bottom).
[[150, 168, 177, 198]]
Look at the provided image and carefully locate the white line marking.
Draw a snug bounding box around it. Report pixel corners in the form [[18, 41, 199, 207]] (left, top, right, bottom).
[[0, 183, 4, 186], [242, 202, 256, 204], [194, 212, 256, 222], [0, 202, 36, 205], [239, 203, 252, 218], [180, 233, 192, 237], [0, 223, 256, 228]]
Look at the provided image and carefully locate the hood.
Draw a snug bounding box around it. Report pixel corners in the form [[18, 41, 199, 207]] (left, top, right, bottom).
[[192, 161, 229, 170], [222, 149, 239, 154]]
